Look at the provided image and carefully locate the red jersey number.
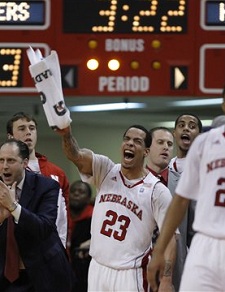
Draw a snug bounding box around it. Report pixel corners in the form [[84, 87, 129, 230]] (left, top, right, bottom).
[[215, 178, 225, 207], [100, 210, 131, 241]]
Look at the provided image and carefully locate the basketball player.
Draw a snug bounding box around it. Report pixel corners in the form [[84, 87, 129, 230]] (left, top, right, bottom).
[[169, 113, 202, 177], [168, 113, 202, 291], [147, 122, 202, 291], [147, 93, 225, 291], [56, 124, 177, 291]]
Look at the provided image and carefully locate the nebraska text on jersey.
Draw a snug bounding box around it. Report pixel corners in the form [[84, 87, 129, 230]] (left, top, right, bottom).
[[207, 158, 225, 172], [99, 194, 143, 220]]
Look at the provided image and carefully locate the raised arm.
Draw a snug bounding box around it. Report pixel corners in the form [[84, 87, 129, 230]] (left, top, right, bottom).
[[56, 126, 93, 175]]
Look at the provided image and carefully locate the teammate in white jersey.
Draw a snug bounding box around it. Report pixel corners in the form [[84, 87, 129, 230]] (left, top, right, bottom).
[[57, 124, 177, 291], [168, 114, 202, 291], [147, 95, 225, 291]]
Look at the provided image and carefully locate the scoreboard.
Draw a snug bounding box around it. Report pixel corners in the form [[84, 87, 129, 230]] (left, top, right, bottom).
[[0, 0, 225, 97]]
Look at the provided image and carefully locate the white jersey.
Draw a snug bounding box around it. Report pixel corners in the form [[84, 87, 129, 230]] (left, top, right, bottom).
[[80, 153, 172, 269], [176, 125, 225, 239], [169, 156, 186, 174]]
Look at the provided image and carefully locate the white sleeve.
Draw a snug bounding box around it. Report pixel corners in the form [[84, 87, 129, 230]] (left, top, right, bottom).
[[80, 153, 115, 189], [55, 189, 68, 247], [175, 133, 206, 200], [152, 182, 173, 231]]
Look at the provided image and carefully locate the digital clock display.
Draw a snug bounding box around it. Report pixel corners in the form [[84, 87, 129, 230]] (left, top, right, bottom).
[[0, 43, 50, 92], [1, 0, 225, 97], [0, 0, 50, 29], [0, 47, 22, 87], [63, 0, 187, 34]]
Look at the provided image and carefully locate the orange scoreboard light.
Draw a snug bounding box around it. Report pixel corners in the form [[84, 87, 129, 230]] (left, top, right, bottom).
[[0, 0, 225, 96]]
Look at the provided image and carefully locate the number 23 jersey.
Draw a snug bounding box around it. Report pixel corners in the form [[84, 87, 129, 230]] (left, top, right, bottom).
[[80, 153, 173, 269]]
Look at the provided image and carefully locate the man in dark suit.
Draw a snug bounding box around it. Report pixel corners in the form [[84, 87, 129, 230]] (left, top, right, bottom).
[[0, 139, 74, 291]]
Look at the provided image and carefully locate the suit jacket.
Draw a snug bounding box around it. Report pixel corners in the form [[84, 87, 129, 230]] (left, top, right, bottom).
[[0, 170, 74, 292]]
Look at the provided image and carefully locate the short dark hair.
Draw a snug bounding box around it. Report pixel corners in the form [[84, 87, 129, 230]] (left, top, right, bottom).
[[149, 126, 173, 136], [0, 139, 29, 160], [123, 125, 152, 147], [70, 180, 92, 198], [6, 112, 38, 135], [174, 113, 202, 133]]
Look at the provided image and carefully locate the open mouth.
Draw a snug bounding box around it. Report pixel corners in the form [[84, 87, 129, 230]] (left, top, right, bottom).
[[181, 134, 190, 145], [2, 173, 12, 181], [161, 153, 168, 158], [124, 150, 134, 161]]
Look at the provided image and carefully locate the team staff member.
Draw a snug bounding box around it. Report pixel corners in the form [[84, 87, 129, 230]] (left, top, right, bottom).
[[0, 139, 73, 291], [147, 94, 225, 291], [146, 127, 174, 246], [146, 127, 174, 187], [56, 124, 177, 292], [6, 112, 69, 247]]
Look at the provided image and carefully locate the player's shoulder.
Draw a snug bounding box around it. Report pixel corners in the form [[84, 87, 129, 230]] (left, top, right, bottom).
[[152, 181, 172, 205], [194, 125, 224, 145], [145, 172, 170, 194], [155, 181, 171, 194], [168, 157, 176, 169], [145, 171, 160, 184]]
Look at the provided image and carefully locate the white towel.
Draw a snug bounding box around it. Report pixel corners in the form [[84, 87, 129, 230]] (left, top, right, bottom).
[[27, 47, 72, 130]]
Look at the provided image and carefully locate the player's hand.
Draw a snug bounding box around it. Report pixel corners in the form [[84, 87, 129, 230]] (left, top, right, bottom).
[[0, 181, 16, 222], [54, 126, 71, 136], [80, 239, 91, 250], [0, 181, 17, 210], [147, 251, 165, 292], [158, 276, 175, 292]]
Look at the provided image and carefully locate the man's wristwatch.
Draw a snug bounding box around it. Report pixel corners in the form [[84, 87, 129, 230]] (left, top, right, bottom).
[[8, 201, 19, 212]]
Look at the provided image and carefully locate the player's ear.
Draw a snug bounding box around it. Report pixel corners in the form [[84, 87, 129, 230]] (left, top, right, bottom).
[[23, 158, 29, 168], [144, 148, 150, 157], [7, 133, 13, 139]]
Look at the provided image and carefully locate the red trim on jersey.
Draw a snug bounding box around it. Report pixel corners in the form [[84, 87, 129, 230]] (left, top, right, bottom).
[[141, 249, 152, 292], [119, 171, 145, 188], [146, 165, 168, 186], [173, 160, 178, 172]]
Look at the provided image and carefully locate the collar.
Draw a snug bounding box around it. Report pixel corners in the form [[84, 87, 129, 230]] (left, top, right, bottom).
[[146, 165, 168, 186], [35, 152, 47, 161], [17, 172, 26, 190], [119, 171, 146, 188], [172, 157, 186, 173]]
